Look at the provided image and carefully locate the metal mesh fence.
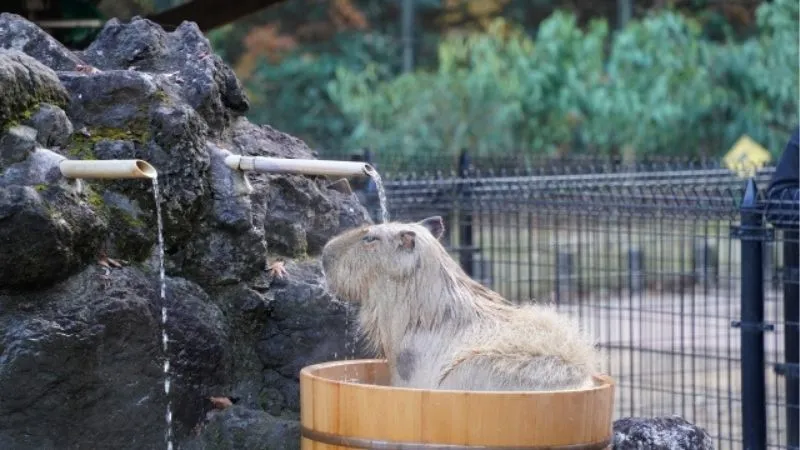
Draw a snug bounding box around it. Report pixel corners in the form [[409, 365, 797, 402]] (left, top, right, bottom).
[[352, 162, 798, 450]]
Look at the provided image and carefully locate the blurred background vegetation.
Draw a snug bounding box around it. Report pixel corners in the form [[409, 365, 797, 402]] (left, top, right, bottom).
[[53, 0, 800, 167]]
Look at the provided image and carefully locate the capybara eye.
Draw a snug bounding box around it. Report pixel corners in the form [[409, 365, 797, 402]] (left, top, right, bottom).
[[362, 235, 379, 243]]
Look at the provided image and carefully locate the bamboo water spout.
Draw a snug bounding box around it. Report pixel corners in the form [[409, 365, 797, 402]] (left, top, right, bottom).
[[223, 154, 374, 179], [59, 159, 158, 179]]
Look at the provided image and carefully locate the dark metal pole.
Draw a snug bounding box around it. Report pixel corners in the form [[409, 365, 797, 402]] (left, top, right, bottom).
[[458, 150, 474, 277], [736, 179, 768, 450], [784, 230, 799, 450]]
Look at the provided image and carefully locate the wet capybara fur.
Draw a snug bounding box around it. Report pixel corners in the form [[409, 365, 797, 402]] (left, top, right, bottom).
[[322, 216, 600, 391]]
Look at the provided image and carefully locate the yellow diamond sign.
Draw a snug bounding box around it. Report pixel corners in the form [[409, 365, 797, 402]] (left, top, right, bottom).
[[723, 135, 772, 178]]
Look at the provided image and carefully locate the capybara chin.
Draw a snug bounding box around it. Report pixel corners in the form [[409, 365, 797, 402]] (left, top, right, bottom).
[[321, 216, 600, 391]]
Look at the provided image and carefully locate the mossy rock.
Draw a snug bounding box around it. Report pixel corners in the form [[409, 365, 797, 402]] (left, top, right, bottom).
[[66, 124, 150, 160], [0, 50, 69, 130]]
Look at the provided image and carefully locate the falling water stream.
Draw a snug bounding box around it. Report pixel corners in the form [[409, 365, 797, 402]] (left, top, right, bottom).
[[152, 178, 173, 450], [365, 166, 389, 223]]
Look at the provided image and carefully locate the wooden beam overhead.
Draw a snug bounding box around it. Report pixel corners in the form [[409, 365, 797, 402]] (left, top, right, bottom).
[[145, 0, 287, 32]]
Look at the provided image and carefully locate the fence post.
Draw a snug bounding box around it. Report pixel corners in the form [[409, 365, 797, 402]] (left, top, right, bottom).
[[783, 230, 799, 449], [458, 150, 474, 277], [628, 247, 645, 294], [735, 178, 768, 450]]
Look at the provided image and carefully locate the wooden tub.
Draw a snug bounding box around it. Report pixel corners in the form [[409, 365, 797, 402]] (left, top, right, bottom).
[[300, 359, 615, 449]]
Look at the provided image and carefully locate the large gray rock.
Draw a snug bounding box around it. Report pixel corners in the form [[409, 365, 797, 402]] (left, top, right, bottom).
[[57, 67, 216, 261], [0, 13, 84, 71], [0, 49, 69, 129], [0, 267, 231, 449], [0, 12, 371, 450], [255, 260, 368, 416], [0, 183, 106, 289], [79, 16, 249, 131], [613, 415, 714, 449]]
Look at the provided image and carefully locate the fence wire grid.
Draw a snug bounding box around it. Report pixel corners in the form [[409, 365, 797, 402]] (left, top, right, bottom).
[[354, 161, 798, 450]]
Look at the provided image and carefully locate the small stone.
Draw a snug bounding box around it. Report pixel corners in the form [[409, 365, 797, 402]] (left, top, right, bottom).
[[23, 103, 73, 148], [612, 415, 714, 450], [0, 125, 37, 166], [0, 148, 67, 187], [182, 406, 300, 450]]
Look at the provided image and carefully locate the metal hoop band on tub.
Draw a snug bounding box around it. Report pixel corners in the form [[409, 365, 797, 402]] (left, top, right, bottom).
[[301, 426, 612, 450]]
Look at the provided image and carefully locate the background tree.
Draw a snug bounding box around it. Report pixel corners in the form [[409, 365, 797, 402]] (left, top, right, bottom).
[[326, 0, 798, 164], [50, 0, 789, 163]]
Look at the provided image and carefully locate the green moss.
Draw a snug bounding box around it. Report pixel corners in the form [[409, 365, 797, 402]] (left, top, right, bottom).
[[66, 122, 151, 159], [107, 208, 153, 263], [153, 89, 170, 103], [2, 104, 37, 133], [116, 207, 145, 228], [67, 135, 96, 159], [2, 74, 68, 130], [86, 189, 105, 209], [34, 184, 48, 192]]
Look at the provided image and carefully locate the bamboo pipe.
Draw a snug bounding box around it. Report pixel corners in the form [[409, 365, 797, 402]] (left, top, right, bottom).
[[223, 154, 374, 178], [59, 159, 158, 179]]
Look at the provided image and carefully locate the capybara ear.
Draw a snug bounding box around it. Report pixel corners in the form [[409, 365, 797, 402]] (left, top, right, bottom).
[[419, 216, 445, 240], [399, 230, 416, 250]]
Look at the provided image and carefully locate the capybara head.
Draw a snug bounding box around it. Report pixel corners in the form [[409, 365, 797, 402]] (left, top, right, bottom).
[[321, 216, 446, 303]]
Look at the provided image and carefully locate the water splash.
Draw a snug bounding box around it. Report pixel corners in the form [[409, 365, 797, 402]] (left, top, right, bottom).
[[152, 178, 173, 450], [365, 166, 389, 223]]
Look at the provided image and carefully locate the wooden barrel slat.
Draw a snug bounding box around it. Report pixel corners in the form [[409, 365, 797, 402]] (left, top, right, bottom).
[[300, 359, 615, 450]]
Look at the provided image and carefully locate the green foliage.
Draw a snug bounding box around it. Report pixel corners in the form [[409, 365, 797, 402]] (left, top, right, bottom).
[[244, 32, 399, 151], [328, 0, 799, 160]]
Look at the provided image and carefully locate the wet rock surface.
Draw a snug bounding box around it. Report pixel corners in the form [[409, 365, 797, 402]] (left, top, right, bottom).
[[0, 13, 370, 450], [255, 260, 368, 416], [0, 267, 229, 449], [612, 415, 714, 449], [0, 183, 106, 289]]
